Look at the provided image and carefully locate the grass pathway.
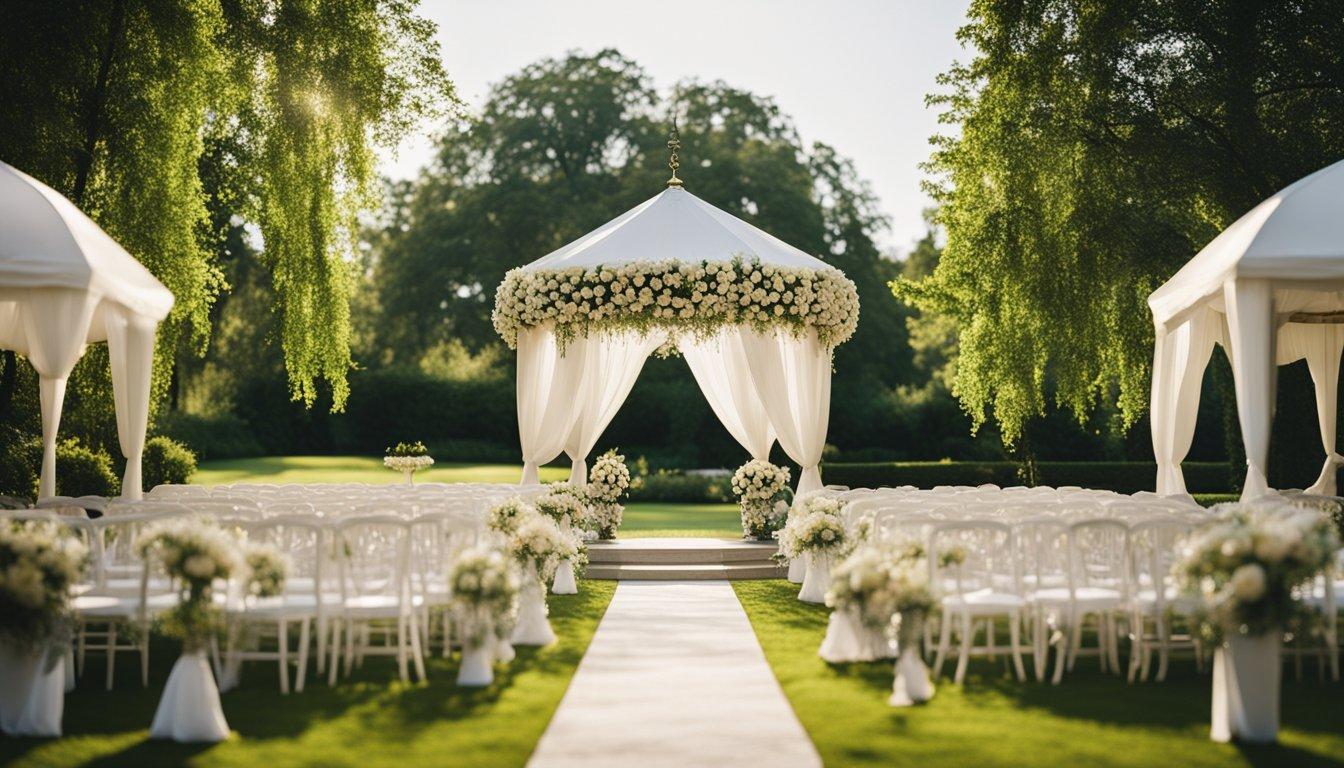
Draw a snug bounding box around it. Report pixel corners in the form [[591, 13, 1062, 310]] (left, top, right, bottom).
[[0, 585, 615, 768], [734, 580, 1344, 768]]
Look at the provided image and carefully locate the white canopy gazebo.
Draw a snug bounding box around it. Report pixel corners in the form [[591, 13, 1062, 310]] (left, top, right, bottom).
[[1149, 158, 1344, 500], [492, 178, 859, 496], [0, 162, 174, 500]]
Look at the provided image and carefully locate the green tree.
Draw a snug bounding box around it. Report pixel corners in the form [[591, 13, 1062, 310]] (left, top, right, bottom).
[[0, 0, 455, 447], [897, 0, 1344, 452]]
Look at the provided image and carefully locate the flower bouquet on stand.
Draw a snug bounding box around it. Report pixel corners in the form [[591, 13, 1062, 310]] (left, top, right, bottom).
[[825, 540, 935, 706], [450, 547, 519, 687], [732, 459, 792, 541], [586, 449, 631, 540], [136, 518, 242, 743], [507, 514, 572, 646], [1175, 502, 1339, 744], [537, 485, 589, 595], [0, 522, 86, 737], [383, 441, 434, 484], [777, 497, 846, 603]]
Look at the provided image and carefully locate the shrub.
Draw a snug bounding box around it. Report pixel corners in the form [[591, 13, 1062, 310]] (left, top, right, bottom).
[[820, 461, 1232, 494], [0, 426, 37, 502], [629, 470, 733, 503], [53, 439, 119, 498], [142, 436, 197, 488], [157, 411, 263, 461]]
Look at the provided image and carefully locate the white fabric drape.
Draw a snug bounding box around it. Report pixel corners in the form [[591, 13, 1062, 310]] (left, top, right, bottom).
[[739, 328, 832, 496], [1277, 323, 1344, 495], [106, 308, 157, 500], [516, 326, 591, 485], [562, 330, 667, 485], [1224, 279, 1277, 500], [19, 288, 97, 498], [1151, 308, 1224, 496], [681, 328, 776, 460]]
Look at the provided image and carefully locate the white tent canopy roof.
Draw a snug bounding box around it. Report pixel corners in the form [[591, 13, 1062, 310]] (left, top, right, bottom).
[[0, 162, 173, 324], [522, 187, 832, 272], [1148, 158, 1344, 329]]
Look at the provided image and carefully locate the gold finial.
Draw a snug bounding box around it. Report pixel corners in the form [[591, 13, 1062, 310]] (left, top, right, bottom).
[[666, 119, 683, 188]]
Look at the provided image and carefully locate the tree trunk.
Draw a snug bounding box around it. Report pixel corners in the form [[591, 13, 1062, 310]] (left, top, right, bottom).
[[71, 0, 127, 207]]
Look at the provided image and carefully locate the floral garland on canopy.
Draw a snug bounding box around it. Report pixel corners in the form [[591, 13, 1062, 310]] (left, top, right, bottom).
[[492, 256, 860, 349]]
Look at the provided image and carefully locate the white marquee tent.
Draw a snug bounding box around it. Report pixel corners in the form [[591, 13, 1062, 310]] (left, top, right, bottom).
[[504, 186, 851, 496], [0, 161, 174, 500], [1149, 158, 1344, 500]]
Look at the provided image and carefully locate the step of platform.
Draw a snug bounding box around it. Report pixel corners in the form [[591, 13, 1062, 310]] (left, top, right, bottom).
[[586, 562, 788, 581], [584, 538, 785, 580]]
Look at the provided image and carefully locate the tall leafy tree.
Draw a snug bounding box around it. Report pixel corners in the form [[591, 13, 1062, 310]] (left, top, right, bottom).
[[897, 0, 1344, 451], [0, 0, 455, 439]]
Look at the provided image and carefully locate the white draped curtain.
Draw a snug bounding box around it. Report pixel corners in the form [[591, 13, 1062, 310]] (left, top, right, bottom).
[[1277, 322, 1344, 496], [562, 330, 668, 485], [1151, 307, 1225, 496], [0, 288, 161, 499], [516, 324, 833, 495], [680, 328, 776, 460]]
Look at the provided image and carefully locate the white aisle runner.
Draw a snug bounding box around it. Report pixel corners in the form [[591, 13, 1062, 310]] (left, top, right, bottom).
[[528, 581, 821, 768]]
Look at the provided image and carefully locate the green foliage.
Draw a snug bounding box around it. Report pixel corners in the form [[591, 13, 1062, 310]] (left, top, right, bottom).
[[385, 441, 429, 457], [898, 1, 1344, 447], [0, 0, 455, 434], [53, 440, 120, 498], [142, 436, 197, 488], [0, 426, 38, 502], [156, 411, 263, 461], [821, 461, 1232, 495], [629, 471, 733, 503]]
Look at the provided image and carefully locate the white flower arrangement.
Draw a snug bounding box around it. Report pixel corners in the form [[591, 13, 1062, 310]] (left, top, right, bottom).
[[242, 542, 289, 600], [492, 256, 860, 350], [450, 547, 520, 648], [585, 450, 631, 540], [1175, 502, 1340, 640], [538, 483, 589, 530], [488, 498, 534, 536], [776, 497, 847, 559], [732, 459, 793, 539], [826, 540, 933, 634], [0, 522, 87, 654], [384, 441, 434, 474], [508, 514, 581, 582], [135, 517, 243, 650]]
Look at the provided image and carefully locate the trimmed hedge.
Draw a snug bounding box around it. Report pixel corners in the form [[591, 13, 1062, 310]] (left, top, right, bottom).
[[821, 461, 1232, 495], [157, 411, 263, 461], [629, 471, 734, 503]]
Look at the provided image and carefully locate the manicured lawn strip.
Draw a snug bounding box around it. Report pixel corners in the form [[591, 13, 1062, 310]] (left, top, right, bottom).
[[0, 583, 615, 768], [733, 580, 1344, 768], [619, 502, 740, 538], [193, 455, 569, 486]]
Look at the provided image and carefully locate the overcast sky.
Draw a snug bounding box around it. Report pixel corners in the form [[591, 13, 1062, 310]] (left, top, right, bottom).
[[380, 0, 972, 254]]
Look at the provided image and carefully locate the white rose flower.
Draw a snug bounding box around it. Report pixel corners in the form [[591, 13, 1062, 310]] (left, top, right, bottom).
[[1230, 563, 1267, 602]]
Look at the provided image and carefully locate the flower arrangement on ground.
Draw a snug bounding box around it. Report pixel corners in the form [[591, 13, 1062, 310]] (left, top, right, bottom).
[[826, 540, 935, 706], [0, 522, 87, 737], [449, 546, 520, 686], [586, 449, 631, 539], [778, 497, 848, 604], [0, 522, 87, 655], [506, 514, 573, 646], [732, 459, 792, 539], [488, 497, 534, 536], [135, 516, 242, 743], [384, 441, 434, 481], [1174, 501, 1339, 744], [242, 543, 289, 601], [537, 484, 589, 531], [492, 256, 861, 350]]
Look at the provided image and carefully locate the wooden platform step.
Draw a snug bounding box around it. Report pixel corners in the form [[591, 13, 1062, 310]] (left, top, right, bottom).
[[584, 538, 784, 581]]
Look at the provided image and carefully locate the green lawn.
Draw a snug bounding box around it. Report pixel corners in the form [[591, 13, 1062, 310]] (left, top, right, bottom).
[[734, 580, 1344, 768], [0, 583, 615, 768], [192, 456, 743, 539]]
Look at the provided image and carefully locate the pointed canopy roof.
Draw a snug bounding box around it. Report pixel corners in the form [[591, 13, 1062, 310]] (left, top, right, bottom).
[[0, 161, 174, 321], [1148, 158, 1344, 328], [522, 187, 833, 272]]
